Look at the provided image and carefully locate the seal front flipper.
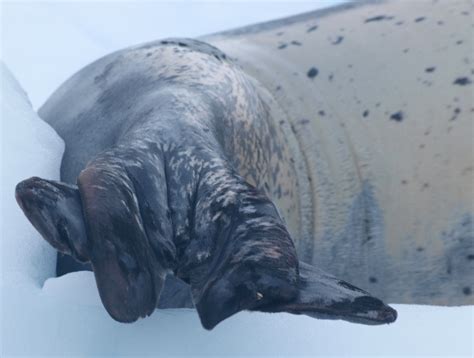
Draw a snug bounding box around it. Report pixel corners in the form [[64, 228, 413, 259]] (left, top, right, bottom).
[[15, 177, 90, 262], [76, 144, 175, 322]]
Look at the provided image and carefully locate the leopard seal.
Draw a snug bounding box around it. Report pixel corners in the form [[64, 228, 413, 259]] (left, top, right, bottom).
[[15, 0, 472, 328]]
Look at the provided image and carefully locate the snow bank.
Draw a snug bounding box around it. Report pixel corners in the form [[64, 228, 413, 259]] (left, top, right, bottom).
[[2, 271, 473, 356], [0, 62, 64, 289]]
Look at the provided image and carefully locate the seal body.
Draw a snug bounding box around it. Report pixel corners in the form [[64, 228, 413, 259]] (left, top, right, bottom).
[[204, 0, 473, 305], [27, 33, 399, 327], [38, 0, 472, 306]]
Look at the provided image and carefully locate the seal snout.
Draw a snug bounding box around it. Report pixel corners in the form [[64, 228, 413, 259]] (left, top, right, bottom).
[[349, 296, 398, 324]]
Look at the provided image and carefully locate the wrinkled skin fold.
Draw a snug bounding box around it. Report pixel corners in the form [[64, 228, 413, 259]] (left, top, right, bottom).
[[15, 37, 397, 330]]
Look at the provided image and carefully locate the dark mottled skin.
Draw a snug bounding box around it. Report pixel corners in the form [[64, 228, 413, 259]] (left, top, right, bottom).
[[15, 37, 396, 329]]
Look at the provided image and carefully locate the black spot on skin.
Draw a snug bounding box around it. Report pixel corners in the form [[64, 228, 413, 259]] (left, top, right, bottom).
[[307, 67, 319, 79], [401, 179, 408, 185], [461, 11, 470, 16], [390, 111, 404, 122], [307, 25, 318, 33], [417, 247, 424, 252], [437, 20, 444, 25], [275, 85, 282, 91], [347, 64, 353, 69], [328, 74, 334, 81], [422, 183, 430, 190], [450, 107, 461, 121], [369, 277, 377, 283], [456, 40, 464, 45], [453, 77, 472, 86], [277, 43, 288, 50], [463, 287, 471, 295], [415, 17, 426, 22], [331, 36, 344, 45], [291, 40, 302, 46], [467, 254, 474, 260], [449, 107, 461, 121], [425, 67, 436, 73], [403, 48, 410, 54], [146, 52, 152, 57], [362, 110, 369, 118], [318, 110, 326, 116], [299, 118, 310, 125], [364, 15, 394, 23], [395, 21, 404, 26]]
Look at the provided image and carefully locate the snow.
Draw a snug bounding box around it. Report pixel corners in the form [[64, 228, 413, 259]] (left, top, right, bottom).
[[0, 63, 63, 289], [2, 271, 473, 356], [1, 2, 473, 357], [1, 1, 348, 110]]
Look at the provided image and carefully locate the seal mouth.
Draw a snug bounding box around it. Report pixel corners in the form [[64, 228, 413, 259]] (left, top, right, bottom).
[[284, 296, 398, 325]]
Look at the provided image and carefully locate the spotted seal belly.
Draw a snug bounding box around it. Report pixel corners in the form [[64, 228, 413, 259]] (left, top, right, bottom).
[[205, 0, 473, 306]]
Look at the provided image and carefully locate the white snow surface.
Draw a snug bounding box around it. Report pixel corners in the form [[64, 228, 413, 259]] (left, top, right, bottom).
[[1, 2, 473, 356], [2, 271, 473, 357], [0, 62, 63, 289], [1, 1, 348, 110]]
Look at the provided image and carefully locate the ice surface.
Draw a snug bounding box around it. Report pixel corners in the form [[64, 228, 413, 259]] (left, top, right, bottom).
[[2, 271, 473, 356], [0, 62, 64, 288]]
